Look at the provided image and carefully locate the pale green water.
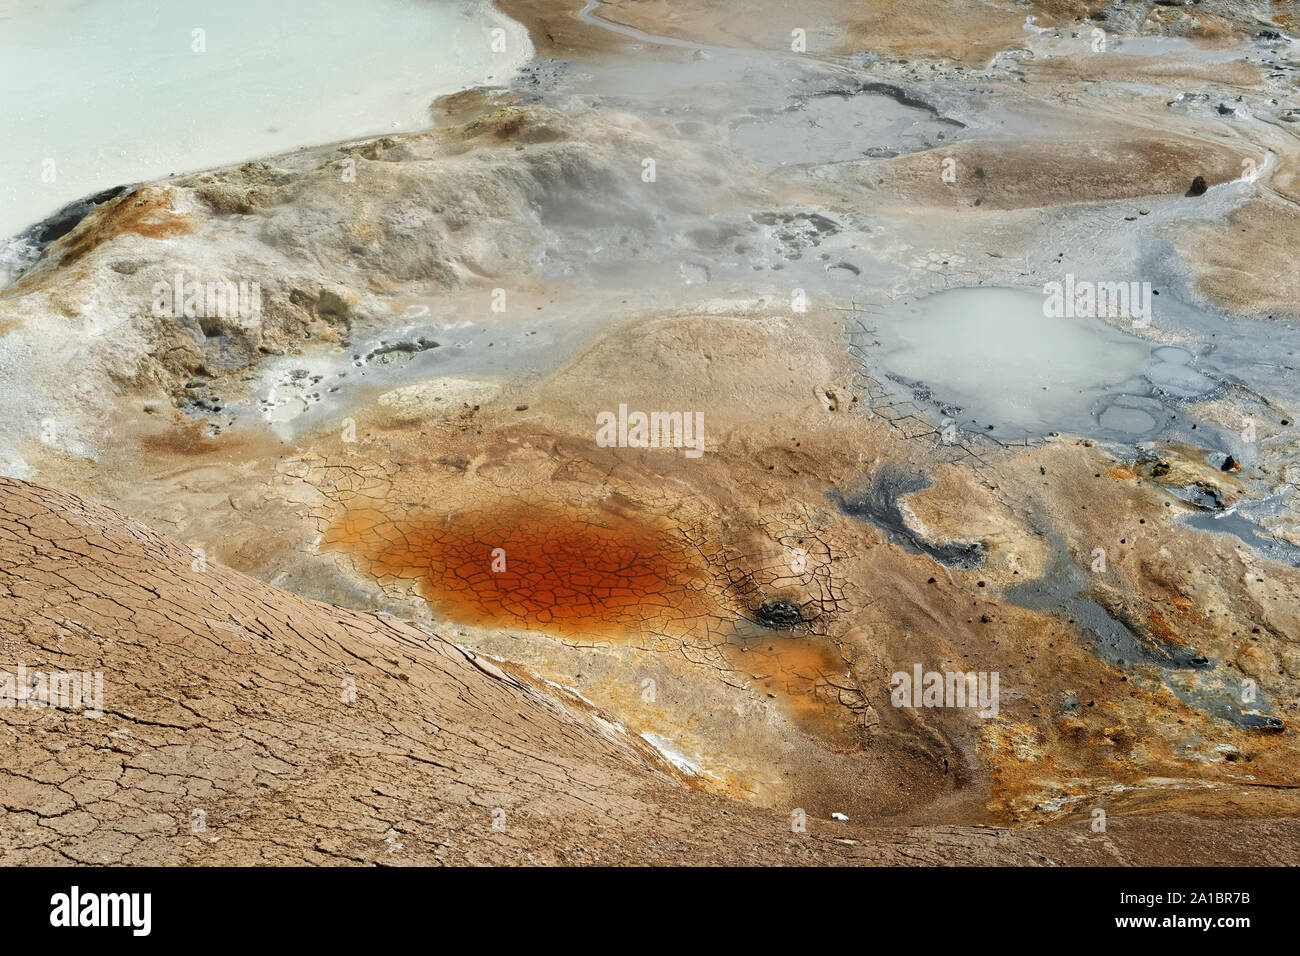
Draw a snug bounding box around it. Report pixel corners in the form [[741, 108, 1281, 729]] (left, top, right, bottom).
[[0, 0, 529, 253]]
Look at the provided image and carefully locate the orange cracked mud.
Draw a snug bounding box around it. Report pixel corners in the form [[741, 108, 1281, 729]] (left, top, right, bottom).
[[323, 500, 711, 636], [323, 496, 867, 744]]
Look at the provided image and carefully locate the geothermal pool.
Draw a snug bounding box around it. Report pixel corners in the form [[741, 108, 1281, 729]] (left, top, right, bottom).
[[0, 0, 529, 269], [868, 286, 1163, 440]]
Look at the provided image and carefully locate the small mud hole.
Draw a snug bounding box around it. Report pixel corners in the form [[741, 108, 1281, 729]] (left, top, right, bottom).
[[753, 599, 804, 630]]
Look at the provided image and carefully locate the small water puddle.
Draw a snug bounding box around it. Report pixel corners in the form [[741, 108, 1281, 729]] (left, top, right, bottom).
[[862, 286, 1219, 441]]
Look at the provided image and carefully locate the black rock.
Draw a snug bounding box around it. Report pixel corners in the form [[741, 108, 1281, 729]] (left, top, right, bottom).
[[33, 184, 131, 244], [1186, 175, 1208, 197], [1243, 714, 1286, 733], [754, 600, 803, 630]]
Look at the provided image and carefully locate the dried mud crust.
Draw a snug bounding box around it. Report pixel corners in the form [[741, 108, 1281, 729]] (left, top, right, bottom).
[[305, 453, 879, 761], [501, 0, 1260, 61], [4, 475, 1300, 866], [279, 328, 1300, 829]]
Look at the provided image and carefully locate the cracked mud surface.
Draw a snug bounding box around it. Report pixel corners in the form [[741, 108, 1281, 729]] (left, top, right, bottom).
[[4, 477, 1299, 864], [3, 0, 1300, 865]]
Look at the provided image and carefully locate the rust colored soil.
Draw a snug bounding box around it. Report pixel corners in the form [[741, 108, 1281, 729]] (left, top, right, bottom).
[[323, 500, 709, 636], [59, 186, 192, 267]]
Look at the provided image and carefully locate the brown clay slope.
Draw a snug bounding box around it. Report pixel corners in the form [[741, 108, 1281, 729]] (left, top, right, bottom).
[[0, 476, 714, 865], [3, 476, 1299, 865]]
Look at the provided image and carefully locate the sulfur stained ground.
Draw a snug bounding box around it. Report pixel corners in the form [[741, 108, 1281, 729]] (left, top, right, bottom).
[[21, 276, 1300, 843], [3, 0, 1300, 864], [4, 475, 1300, 865], [271, 301, 1300, 830]]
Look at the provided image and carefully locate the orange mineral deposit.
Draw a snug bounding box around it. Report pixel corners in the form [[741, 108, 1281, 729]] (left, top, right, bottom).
[[323, 500, 708, 636]]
